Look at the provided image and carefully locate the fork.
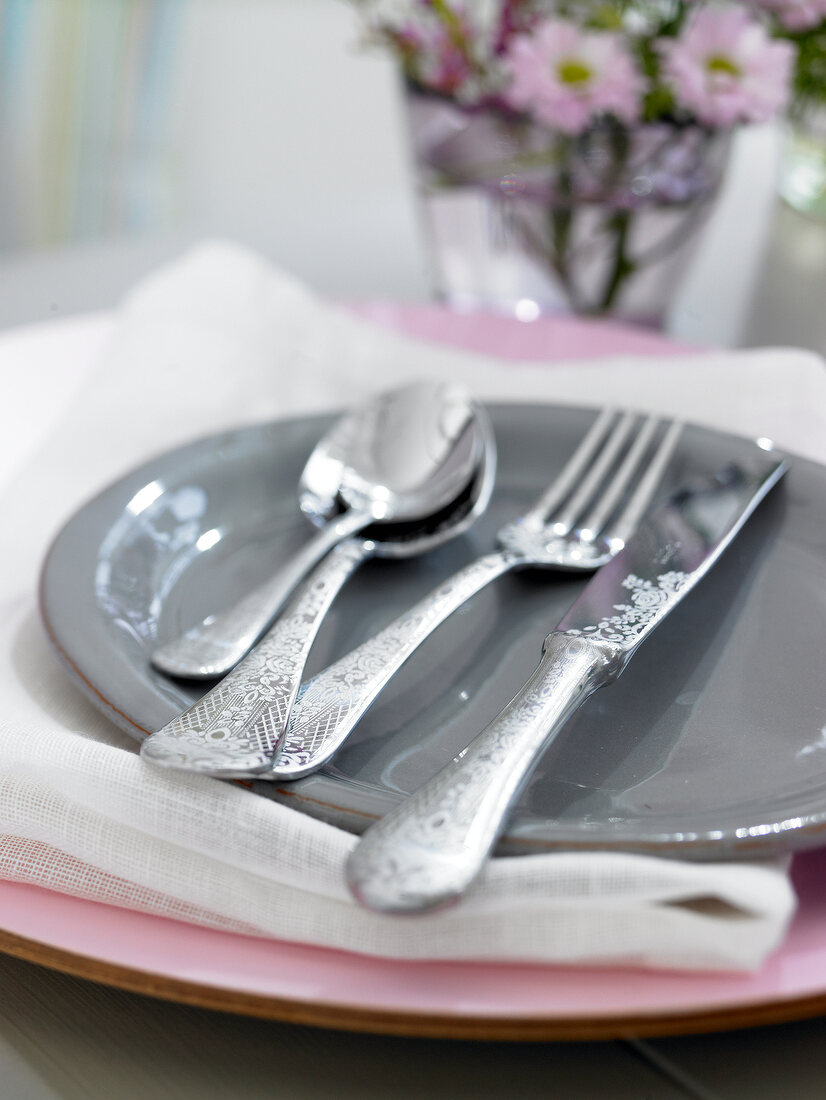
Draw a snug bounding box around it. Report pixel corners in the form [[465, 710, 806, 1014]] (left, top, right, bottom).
[[263, 408, 682, 780]]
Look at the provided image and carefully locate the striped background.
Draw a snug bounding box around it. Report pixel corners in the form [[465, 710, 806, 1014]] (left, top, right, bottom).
[[0, 0, 183, 249]]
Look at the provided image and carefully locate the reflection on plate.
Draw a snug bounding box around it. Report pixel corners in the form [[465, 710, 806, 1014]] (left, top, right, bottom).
[[40, 403, 826, 858]]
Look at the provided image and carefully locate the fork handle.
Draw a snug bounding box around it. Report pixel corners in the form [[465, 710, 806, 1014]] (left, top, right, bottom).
[[267, 548, 521, 779], [346, 632, 622, 913], [141, 538, 371, 777]]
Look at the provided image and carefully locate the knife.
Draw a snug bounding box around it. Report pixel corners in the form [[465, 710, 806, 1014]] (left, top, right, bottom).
[[346, 452, 789, 914]]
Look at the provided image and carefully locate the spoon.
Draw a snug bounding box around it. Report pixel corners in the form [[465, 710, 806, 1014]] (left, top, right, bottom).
[[151, 381, 486, 680], [140, 397, 496, 777]]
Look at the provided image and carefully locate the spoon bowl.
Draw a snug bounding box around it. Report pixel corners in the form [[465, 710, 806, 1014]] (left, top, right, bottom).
[[299, 381, 483, 527], [151, 381, 486, 680]]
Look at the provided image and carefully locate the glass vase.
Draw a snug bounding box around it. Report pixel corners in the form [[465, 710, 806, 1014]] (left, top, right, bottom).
[[404, 88, 733, 328]]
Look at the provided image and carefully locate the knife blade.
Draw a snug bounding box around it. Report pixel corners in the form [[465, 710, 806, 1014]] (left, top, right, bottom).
[[346, 451, 789, 914]]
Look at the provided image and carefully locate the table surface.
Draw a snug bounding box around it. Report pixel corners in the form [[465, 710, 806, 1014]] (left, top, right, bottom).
[[1, 192, 826, 1095]]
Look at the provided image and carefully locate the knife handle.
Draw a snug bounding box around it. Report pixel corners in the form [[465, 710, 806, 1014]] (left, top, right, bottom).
[[346, 632, 622, 913], [141, 538, 370, 777], [269, 549, 520, 779]]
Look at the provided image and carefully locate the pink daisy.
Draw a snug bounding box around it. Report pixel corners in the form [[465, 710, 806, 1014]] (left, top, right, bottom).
[[660, 7, 795, 127], [502, 19, 646, 134]]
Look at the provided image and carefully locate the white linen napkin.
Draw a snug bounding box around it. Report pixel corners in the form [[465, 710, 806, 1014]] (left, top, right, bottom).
[[2, 240, 824, 972]]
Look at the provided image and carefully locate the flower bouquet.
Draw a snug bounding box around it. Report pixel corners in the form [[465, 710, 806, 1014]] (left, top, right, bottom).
[[350, 1, 798, 324]]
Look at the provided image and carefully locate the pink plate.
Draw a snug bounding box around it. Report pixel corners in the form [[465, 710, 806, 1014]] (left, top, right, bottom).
[[0, 853, 825, 1038], [2, 306, 823, 1039]]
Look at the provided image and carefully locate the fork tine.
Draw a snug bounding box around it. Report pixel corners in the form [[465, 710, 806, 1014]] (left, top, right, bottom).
[[549, 410, 637, 535], [524, 406, 617, 526], [578, 413, 661, 538], [608, 419, 683, 547]]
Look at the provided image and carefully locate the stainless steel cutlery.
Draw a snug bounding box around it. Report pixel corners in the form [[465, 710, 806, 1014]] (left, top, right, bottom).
[[141, 383, 495, 777], [144, 406, 680, 779], [346, 452, 788, 913], [142, 394, 788, 915], [267, 408, 681, 779]]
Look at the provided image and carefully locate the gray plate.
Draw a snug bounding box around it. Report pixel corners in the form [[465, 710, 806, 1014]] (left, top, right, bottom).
[[39, 404, 826, 859]]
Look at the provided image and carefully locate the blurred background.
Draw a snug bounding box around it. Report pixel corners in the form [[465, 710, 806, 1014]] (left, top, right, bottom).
[[0, 0, 824, 352]]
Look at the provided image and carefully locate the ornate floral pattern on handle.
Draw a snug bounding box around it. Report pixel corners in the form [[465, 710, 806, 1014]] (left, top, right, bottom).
[[141, 539, 370, 776], [272, 548, 522, 777], [346, 631, 622, 913]]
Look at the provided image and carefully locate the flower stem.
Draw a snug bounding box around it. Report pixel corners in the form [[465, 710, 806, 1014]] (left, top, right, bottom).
[[598, 210, 636, 313], [544, 136, 584, 310]]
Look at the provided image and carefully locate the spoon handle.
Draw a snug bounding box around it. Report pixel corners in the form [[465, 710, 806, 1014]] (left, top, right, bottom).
[[140, 538, 371, 777], [150, 508, 373, 680], [266, 549, 521, 780], [346, 632, 620, 913]]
